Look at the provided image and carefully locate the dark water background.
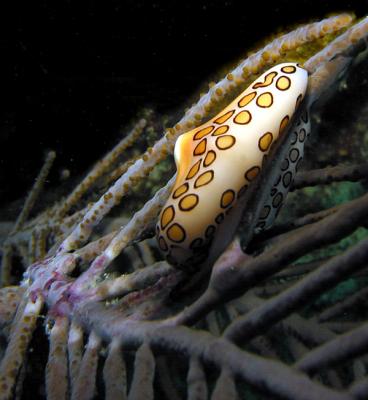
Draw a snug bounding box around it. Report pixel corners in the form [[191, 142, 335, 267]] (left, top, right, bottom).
[[1, 0, 367, 207]]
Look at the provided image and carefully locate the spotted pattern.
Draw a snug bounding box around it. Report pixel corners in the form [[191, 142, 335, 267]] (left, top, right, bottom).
[[186, 160, 202, 179], [255, 109, 311, 235], [179, 194, 199, 211], [290, 131, 298, 145], [260, 205, 271, 219], [157, 62, 309, 268], [272, 192, 283, 208], [214, 110, 235, 124], [281, 65, 296, 74], [161, 206, 175, 230], [167, 223, 186, 243], [276, 76, 291, 91], [299, 128, 306, 142], [258, 132, 273, 152], [295, 94, 303, 111], [282, 171, 292, 187], [204, 150, 216, 167], [221, 190, 235, 208], [289, 148, 299, 162], [245, 166, 260, 181], [256, 92, 273, 108], [173, 183, 189, 199], [212, 125, 229, 136], [296, 157, 303, 171], [279, 115, 290, 132], [194, 126, 214, 140], [238, 91, 257, 107], [253, 71, 278, 89], [194, 170, 214, 188], [194, 139, 207, 156], [216, 135, 236, 150], [234, 110, 252, 124], [281, 158, 289, 171]]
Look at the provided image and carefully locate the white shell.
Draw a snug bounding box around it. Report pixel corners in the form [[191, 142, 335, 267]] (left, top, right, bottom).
[[157, 63, 308, 269]]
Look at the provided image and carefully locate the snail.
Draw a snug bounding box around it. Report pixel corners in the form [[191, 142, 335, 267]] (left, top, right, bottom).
[[157, 63, 310, 269]]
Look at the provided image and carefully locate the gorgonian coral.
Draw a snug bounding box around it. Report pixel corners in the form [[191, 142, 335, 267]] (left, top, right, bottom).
[[1, 13, 368, 400]]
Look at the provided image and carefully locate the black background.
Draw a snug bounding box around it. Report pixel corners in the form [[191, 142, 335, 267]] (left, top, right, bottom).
[[1, 0, 367, 207]]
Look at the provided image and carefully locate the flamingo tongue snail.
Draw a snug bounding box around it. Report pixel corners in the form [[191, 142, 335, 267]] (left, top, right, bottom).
[[156, 63, 310, 270]]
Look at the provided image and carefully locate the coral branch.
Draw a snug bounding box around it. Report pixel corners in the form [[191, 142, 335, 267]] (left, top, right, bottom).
[[349, 376, 368, 399], [0, 286, 23, 329], [305, 16, 368, 74], [57, 14, 354, 255], [187, 14, 352, 122], [1, 13, 368, 400], [45, 316, 69, 400], [223, 236, 368, 344], [11, 151, 56, 234], [318, 286, 368, 322], [77, 309, 351, 400], [128, 343, 155, 400], [70, 176, 176, 292], [92, 261, 175, 301], [71, 331, 101, 400], [56, 117, 148, 220], [67, 321, 84, 394], [292, 163, 368, 190], [172, 193, 368, 327], [0, 244, 14, 288], [0, 295, 43, 400], [211, 368, 237, 400], [295, 322, 368, 375], [103, 339, 127, 400], [187, 357, 208, 400]]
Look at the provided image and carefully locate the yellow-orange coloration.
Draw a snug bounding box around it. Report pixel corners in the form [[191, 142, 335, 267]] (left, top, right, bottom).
[[256, 92, 273, 108], [194, 171, 214, 188], [276, 76, 291, 91], [281, 65, 296, 73], [216, 135, 236, 150], [173, 183, 189, 199], [253, 71, 278, 88], [259, 132, 273, 152], [212, 126, 229, 136], [245, 166, 261, 181], [167, 224, 186, 243], [194, 126, 214, 140], [179, 194, 199, 211], [186, 160, 202, 179], [279, 115, 290, 132], [234, 111, 252, 124], [157, 63, 308, 268], [161, 206, 175, 229], [204, 150, 216, 167], [238, 92, 257, 107], [221, 190, 235, 208], [194, 139, 207, 156], [214, 110, 235, 124]]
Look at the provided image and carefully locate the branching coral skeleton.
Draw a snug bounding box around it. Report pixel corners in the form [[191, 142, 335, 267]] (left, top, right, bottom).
[[1, 13, 368, 400]]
